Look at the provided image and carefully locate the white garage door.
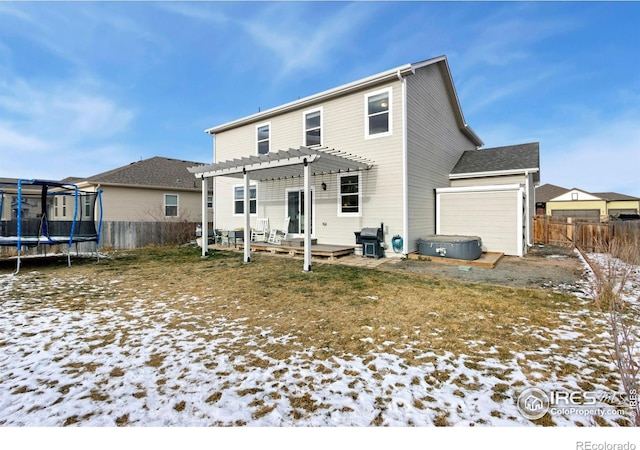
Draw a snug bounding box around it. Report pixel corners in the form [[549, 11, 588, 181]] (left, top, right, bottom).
[[436, 185, 525, 256]]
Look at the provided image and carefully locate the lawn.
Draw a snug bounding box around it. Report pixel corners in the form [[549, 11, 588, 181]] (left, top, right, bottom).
[[0, 246, 633, 426]]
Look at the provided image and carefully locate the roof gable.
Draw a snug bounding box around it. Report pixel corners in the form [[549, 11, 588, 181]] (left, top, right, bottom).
[[81, 156, 207, 190], [549, 188, 640, 202], [535, 183, 569, 203], [450, 142, 540, 181], [205, 55, 482, 147], [550, 188, 601, 201]]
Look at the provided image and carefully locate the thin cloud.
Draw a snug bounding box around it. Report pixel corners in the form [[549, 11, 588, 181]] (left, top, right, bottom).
[[0, 75, 136, 179], [0, 3, 169, 70], [542, 117, 640, 197], [479, 111, 640, 197], [161, 2, 379, 83], [240, 2, 378, 80]]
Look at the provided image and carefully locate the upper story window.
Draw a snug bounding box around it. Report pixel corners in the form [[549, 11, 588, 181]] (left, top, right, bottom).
[[257, 123, 270, 155], [304, 108, 322, 147], [234, 185, 257, 215], [365, 88, 392, 138], [165, 194, 178, 217], [338, 173, 361, 216]]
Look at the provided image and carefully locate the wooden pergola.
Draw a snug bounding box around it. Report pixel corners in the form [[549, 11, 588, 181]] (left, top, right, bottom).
[[189, 146, 373, 272]]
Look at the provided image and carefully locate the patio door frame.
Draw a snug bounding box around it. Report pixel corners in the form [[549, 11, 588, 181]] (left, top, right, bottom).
[[285, 186, 315, 238]]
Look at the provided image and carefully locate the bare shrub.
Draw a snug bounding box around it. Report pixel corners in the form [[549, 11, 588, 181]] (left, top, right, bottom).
[[140, 202, 196, 246], [586, 231, 640, 425]]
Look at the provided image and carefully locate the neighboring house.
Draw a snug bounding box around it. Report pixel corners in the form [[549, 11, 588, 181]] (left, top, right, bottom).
[[68, 156, 210, 222], [190, 55, 539, 260], [544, 187, 640, 221], [534, 183, 569, 215], [0, 177, 46, 221]]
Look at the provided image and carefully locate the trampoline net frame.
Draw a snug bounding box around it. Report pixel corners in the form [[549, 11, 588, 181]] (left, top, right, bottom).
[[0, 179, 103, 251]]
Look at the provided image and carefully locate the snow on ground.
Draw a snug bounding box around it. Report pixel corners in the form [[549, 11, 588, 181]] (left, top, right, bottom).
[[0, 252, 638, 427]]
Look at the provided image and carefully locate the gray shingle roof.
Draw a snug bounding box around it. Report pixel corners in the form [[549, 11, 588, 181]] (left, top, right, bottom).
[[591, 192, 640, 201], [83, 156, 207, 190], [535, 183, 569, 203], [451, 143, 540, 181]]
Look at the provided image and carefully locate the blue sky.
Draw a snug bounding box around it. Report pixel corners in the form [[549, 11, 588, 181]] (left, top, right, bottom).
[[0, 1, 639, 196]]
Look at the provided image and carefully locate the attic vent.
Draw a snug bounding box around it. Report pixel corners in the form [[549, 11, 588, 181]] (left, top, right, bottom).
[[176, 179, 182, 184]]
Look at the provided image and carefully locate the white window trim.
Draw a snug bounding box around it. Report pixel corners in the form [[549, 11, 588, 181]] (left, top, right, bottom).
[[233, 183, 258, 217], [164, 193, 179, 217], [256, 121, 271, 155], [364, 87, 392, 139], [285, 187, 316, 238], [337, 172, 362, 217], [84, 195, 91, 217], [302, 106, 323, 147]]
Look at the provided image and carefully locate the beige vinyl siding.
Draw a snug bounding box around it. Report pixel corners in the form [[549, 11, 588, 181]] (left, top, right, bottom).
[[405, 63, 478, 253], [438, 190, 519, 255], [98, 186, 202, 222], [213, 79, 406, 248], [607, 200, 639, 214], [546, 200, 606, 217]]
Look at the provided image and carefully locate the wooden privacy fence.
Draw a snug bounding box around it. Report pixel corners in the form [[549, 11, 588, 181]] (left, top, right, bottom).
[[533, 215, 640, 251], [99, 221, 198, 250], [0, 221, 198, 257]]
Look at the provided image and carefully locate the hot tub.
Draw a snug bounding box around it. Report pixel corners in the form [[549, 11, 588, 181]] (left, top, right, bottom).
[[417, 235, 482, 260]]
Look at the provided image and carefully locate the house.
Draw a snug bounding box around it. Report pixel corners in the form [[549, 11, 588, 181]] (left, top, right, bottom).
[[540, 185, 640, 221], [69, 156, 210, 222], [189, 55, 539, 268]]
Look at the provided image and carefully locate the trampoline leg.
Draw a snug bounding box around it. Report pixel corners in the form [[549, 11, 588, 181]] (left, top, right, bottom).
[[15, 251, 21, 275]]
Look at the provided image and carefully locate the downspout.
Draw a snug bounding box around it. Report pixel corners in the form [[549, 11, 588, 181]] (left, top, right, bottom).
[[399, 70, 409, 256]]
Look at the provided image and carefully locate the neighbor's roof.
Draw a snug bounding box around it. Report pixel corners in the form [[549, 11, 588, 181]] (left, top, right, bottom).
[[535, 183, 569, 203], [73, 157, 207, 190], [450, 142, 540, 181], [590, 192, 640, 201], [205, 55, 483, 147]]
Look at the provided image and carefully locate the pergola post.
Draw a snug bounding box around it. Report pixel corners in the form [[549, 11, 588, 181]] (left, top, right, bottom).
[[243, 168, 251, 263], [303, 159, 311, 272], [200, 176, 208, 257]]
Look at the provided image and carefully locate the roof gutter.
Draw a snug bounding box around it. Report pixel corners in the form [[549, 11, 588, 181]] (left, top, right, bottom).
[[449, 167, 539, 180]]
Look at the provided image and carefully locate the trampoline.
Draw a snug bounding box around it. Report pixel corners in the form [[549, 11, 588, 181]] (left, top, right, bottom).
[[0, 179, 103, 273]]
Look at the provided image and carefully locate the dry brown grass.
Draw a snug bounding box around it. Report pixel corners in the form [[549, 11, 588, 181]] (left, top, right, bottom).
[[1, 245, 605, 364], [1, 245, 625, 426]]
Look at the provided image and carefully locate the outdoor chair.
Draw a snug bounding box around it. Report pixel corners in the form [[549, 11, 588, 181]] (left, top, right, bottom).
[[251, 218, 269, 242], [267, 216, 290, 245]]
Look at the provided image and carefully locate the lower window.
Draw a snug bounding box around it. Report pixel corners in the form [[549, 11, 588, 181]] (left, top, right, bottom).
[[339, 173, 360, 215], [165, 194, 178, 217]]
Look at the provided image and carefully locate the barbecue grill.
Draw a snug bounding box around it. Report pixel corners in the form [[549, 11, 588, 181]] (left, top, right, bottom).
[[354, 223, 385, 259]]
